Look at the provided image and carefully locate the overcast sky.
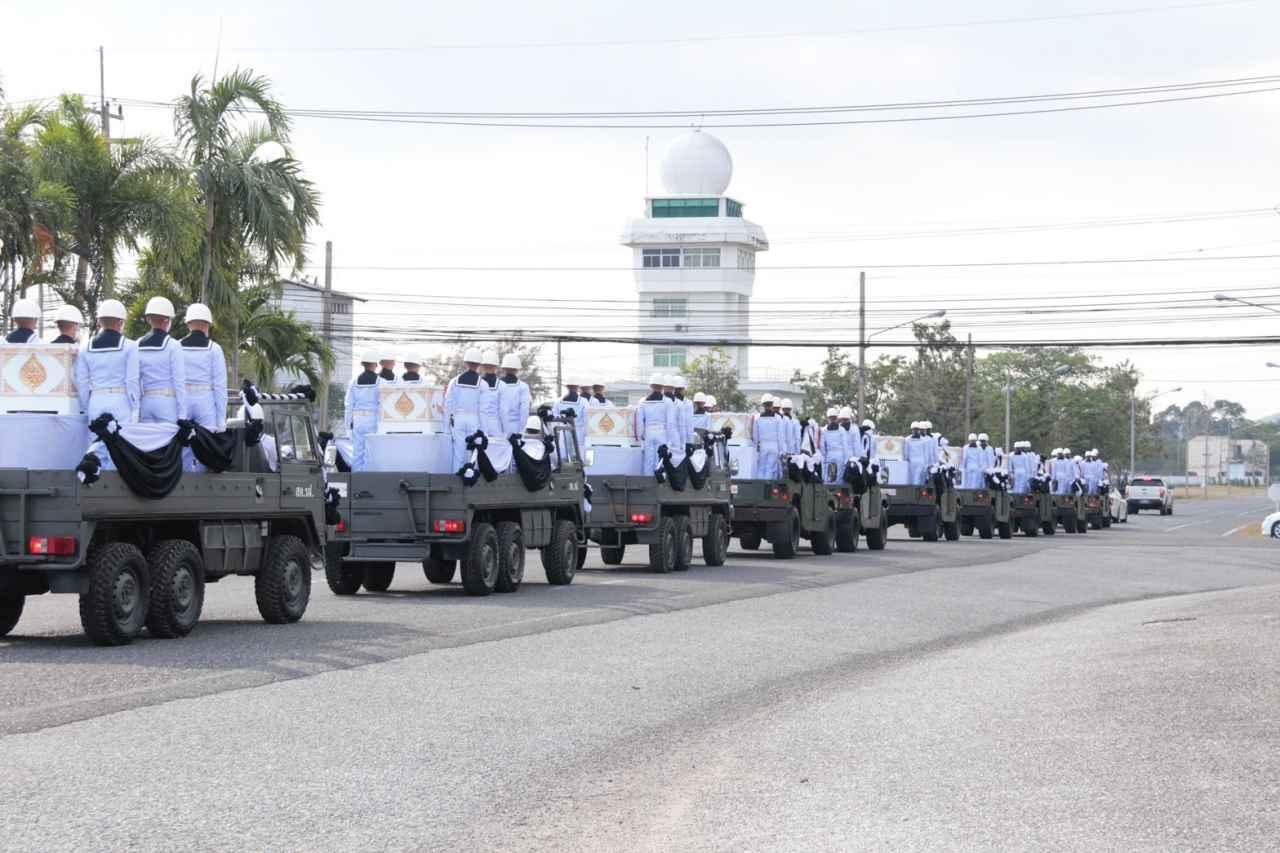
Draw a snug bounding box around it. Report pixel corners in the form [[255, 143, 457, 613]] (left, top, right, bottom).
[[5, 0, 1280, 419]]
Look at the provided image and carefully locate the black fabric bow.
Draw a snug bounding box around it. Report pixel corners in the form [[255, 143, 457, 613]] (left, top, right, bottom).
[[178, 419, 236, 473], [88, 414, 185, 500], [75, 453, 101, 485], [458, 431, 498, 485], [509, 435, 553, 491], [657, 445, 687, 491], [324, 487, 342, 526]]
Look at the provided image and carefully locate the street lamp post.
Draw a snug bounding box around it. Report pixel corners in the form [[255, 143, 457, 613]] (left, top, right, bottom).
[[856, 280, 943, 418]]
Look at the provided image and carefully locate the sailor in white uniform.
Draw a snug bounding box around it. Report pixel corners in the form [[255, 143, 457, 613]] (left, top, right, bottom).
[[1009, 441, 1036, 494], [673, 375, 694, 449], [821, 407, 847, 484], [343, 351, 381, 471], [136, 297, 187, 425], [858, 417, 877, 461], [705, 395, 717, 413], [588, 382, 612, 407], [962, 433, 986, 488], [636, 374, 674, 474], [445, 348, 486, 471], [752, 394, 785, 481], [50, 305, 83, 344], [554, 381, 588, 456], [904, 422, 935, 486], [5, 297, 43, 344], [401, 355, 424, 384], [377, 354, 397, 383], [74, 299, 139, 423], [778, 399, 799, 454], [179, 303, 228, 433], [691, 392, 710, 434], [497, 353, 533, 441]]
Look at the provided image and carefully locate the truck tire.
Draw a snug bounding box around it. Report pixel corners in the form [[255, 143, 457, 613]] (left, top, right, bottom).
[[423, 557, 456, 584], [1022, 518, 1040, 537], [772, 508, 800, 559], [649, 516, 678, 573], [1042, 520, 1056, 536], [145, 539, 205, 639], [495, 521, 525, 593], [1102, 513, 1112, 529], [1062, 516, 1076, 533], [541, 519, 578, 585], [0, 596, 24, 637], [943, 519, 960, 541], [922, 511, 940, 542], [673, 517, 693, 571], [978, 517, 993, 540], [601, 544, 626, 565], [960, 519, 974, 537], [326, 550, 365, 595], [576, 546, 588, 571], [997, 520, 1013, 540], [79, 542, 149, 646], [811, 512, 836, 556], [1077, 518, 1088, 534], [865, 513, 888, 551], [703, 514, 729, 566], [835, 514, 859, 553], [255, 535, 311, 624], [461, 523, 500, 596], [1090, 518, 1102, 530], [739, 530, 761, 550], [361, 563, 396, 592]]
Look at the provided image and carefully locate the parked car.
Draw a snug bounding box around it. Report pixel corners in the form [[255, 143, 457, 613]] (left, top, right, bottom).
[[1260, 511, 1280, 539], [1108, 485, 1129, 523], [1126, 476, 1173, 515]]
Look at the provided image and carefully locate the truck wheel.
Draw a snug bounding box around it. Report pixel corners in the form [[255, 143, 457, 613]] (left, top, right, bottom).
[[922, 511, 940, 542], [835, 514, 859, 552], [79, 542, 149, 646], [495, 522, 525, 593], [326, 550, 364, 595], [997, 520, 1012, 540], [1102, 514, 1112, 528], [1042, 521, 1056, 536], [865, 513, 888, 551], [960, 520, 974, 537], [1077, 518, 1089, 534], [649, 516, 678, 573], [1128, 503, 1138, 514], [541, 519, 578, 585], [145, 539, 205, 639], [772, 508, 800, 559], [423, 557, 456, 584], [576, 546, 589, 571], [361, 563, 396, 592], [255, 535, 311, 624], [601, 544, 626, 565], [461, 523, 500, 596], [0, 596, 24, 637], [703, 514, 729, 566], [1023, 518, 1040, 537], [811, 513, 836, 556], [673, 517, 694, 571], [739, 530, 761, 550], [1062, 516, 1075, 533], [1090, 519, 1102, 530], [1166, 506, 1174, 516], [943, 520, 960, 541], [978, 517, 993, 540]]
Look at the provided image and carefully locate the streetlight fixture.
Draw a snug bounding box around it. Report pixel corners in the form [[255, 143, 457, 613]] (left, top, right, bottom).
[[1266, 362, 1280, 369], [857, 300, 946, 416], [1131, 386, 1182, 475], [1215, 292, 1280, 315]]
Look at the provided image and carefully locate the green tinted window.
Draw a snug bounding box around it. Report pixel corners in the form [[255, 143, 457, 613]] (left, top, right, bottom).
[[725, 199, 743, 217], [652, 198, 719, 218]]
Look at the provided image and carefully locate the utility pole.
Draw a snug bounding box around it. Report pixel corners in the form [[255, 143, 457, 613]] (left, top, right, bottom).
[[97, 47, 122, 140], [857, 271, 866, 418], [1129, 393, 1136, 475], [555, 340, 562, 392], [317, 240, 334, 430], [1004, 382, 1011, 453], [963, 333, 974, 437]]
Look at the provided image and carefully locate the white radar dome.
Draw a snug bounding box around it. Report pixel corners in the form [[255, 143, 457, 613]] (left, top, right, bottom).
[[660, 130, 733, 196]]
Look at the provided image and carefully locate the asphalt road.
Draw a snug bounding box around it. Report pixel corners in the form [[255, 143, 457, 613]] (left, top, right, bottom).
[[2, 495, 1277, 851]]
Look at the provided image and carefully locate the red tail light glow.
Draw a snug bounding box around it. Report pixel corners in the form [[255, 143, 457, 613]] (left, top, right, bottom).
[[28, 536, 77, 556], [629, 512, 654, 524], [770, 485, 789, 501], [433, 519, 466, 534], [335, 520, 346, 533]]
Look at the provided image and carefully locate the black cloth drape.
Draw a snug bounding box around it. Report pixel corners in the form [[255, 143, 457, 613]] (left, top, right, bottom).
[[656, 445, 687, 491], [458, 432, 499, 486], [509, 435, 554, 491], [178, 419, 237, 473], [88, 415, 185, 500], [681, 453, 708, 490]]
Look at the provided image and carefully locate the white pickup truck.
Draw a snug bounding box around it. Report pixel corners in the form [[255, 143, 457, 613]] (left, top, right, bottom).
[[1127, 475, 1173, 515]]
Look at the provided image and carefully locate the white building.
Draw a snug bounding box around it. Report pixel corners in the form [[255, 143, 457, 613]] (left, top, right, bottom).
[[610, 130, 798, 408], [274, 277, 365, 389]]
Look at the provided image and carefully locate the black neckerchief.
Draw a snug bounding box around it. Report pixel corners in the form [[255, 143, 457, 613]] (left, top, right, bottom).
[[455, 369, 479, 386], [826, 422, 840, 431], [402, 371, 420, 381], [5, 327, 35, 343], [760, 409, 776, 417], [482, 373, 497, 387], [356, 369, 378, 386], [674, 391, 685, 400], [663, 392, 675, 400], [645, 391, 663, 401], [138, 328, 168, 349], [562, 390, 579, 402], [52, 334, 77, 344], [379, 368, 395, 381], [181, 331, 209, 348], [694, 406, 706, 415], [979, 443, 988, 449], [859, 425, 869, 434], [90, 329, 123, 350], [593, 393, 606, 403], [1013, 449, 1023, 455], [499, 374, 518, 384]]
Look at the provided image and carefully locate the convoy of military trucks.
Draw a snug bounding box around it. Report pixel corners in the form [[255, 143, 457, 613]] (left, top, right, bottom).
[[1, 387, 1135, 646]]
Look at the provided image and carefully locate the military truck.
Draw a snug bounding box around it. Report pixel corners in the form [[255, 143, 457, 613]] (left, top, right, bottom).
[[0, 394, 326, 645], [885, 476, 959, 542], [830, 464, 888, 551], [1083, 491, 1109, 530], [581, 436, 733, 572], [1009, 489, 1055, 536], [324, 421, 584, 597], [731, 459, 837, 559], [1052, 492, 1089, 534], [956, 484, 1013, 540]]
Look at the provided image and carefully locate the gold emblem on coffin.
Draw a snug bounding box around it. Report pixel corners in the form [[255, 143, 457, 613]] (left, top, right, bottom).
[[394, 392, 415, 417], [19, 355, 47, 391], [599, 412, 616, 433]]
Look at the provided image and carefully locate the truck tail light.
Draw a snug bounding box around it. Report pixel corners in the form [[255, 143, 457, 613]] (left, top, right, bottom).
[[433, 519, 465, 534], [629, 512, 654, 524], [919, 488, 934, 501], [29, 535, 77, 556], [770, 485, 789, 501], [335, 520, 347, 533]]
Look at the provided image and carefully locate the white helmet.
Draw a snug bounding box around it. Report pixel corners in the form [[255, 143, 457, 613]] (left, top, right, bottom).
[[672, 375, 686, 387], [360, 349, 380, 365], [578, 380, 592, 390], [780, 398, 794, 409], [839, 406, 854, 419], [1073, 455, 1083, 462], [939, 437, 950, 447], [862, 418, 875, 429], [144, 296, 175, 317], [662, 375, 676, 387], [184, 302, 213, 325], [705, 395, 717, 407], [462, 347, 483, 364], [480, 349, 498, 366], [760, 393, 774, 404], [826, 407, 838, 417], [978, 432, 989, 441], [923, 420, 933, 430], [1090, 448, 1099, 456], [524, 415, 544, 433], [648, 373, 663, 385], [54, 304, 83, 325], [501, 353, 521, 370], [694, 392, 708, 403], [967, 433, 978, 442], [11, 297, 40, 320], [402, 354, 421, 366], [98, 299, 128, 320]]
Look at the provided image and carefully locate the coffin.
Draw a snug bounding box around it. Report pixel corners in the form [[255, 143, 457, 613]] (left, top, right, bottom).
[[708, 412, 753, 444], [377, 383, 445, 433], [364, 432, 454, 473], [585, 406, 637, 443], [0, 413, 90, 469], [0, 344, 80, 414], [876, 434, 905, 461]]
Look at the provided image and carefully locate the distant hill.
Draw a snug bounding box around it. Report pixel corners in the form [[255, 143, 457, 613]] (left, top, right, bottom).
[[1262, 413, 1280, 425]]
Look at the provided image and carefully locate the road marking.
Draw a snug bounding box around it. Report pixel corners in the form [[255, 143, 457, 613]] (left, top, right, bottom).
[[1221, 525, 1248, 538], [1165, 520, 1210, 531]]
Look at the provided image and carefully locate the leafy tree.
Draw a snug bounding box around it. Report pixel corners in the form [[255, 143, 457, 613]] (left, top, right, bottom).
[[0, 100, 57, 321], [422, 337, 550, 400], [685, 346, 748, 411]]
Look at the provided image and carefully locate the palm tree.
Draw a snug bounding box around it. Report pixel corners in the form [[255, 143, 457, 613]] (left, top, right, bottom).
[[30, 96, 194, 321]]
